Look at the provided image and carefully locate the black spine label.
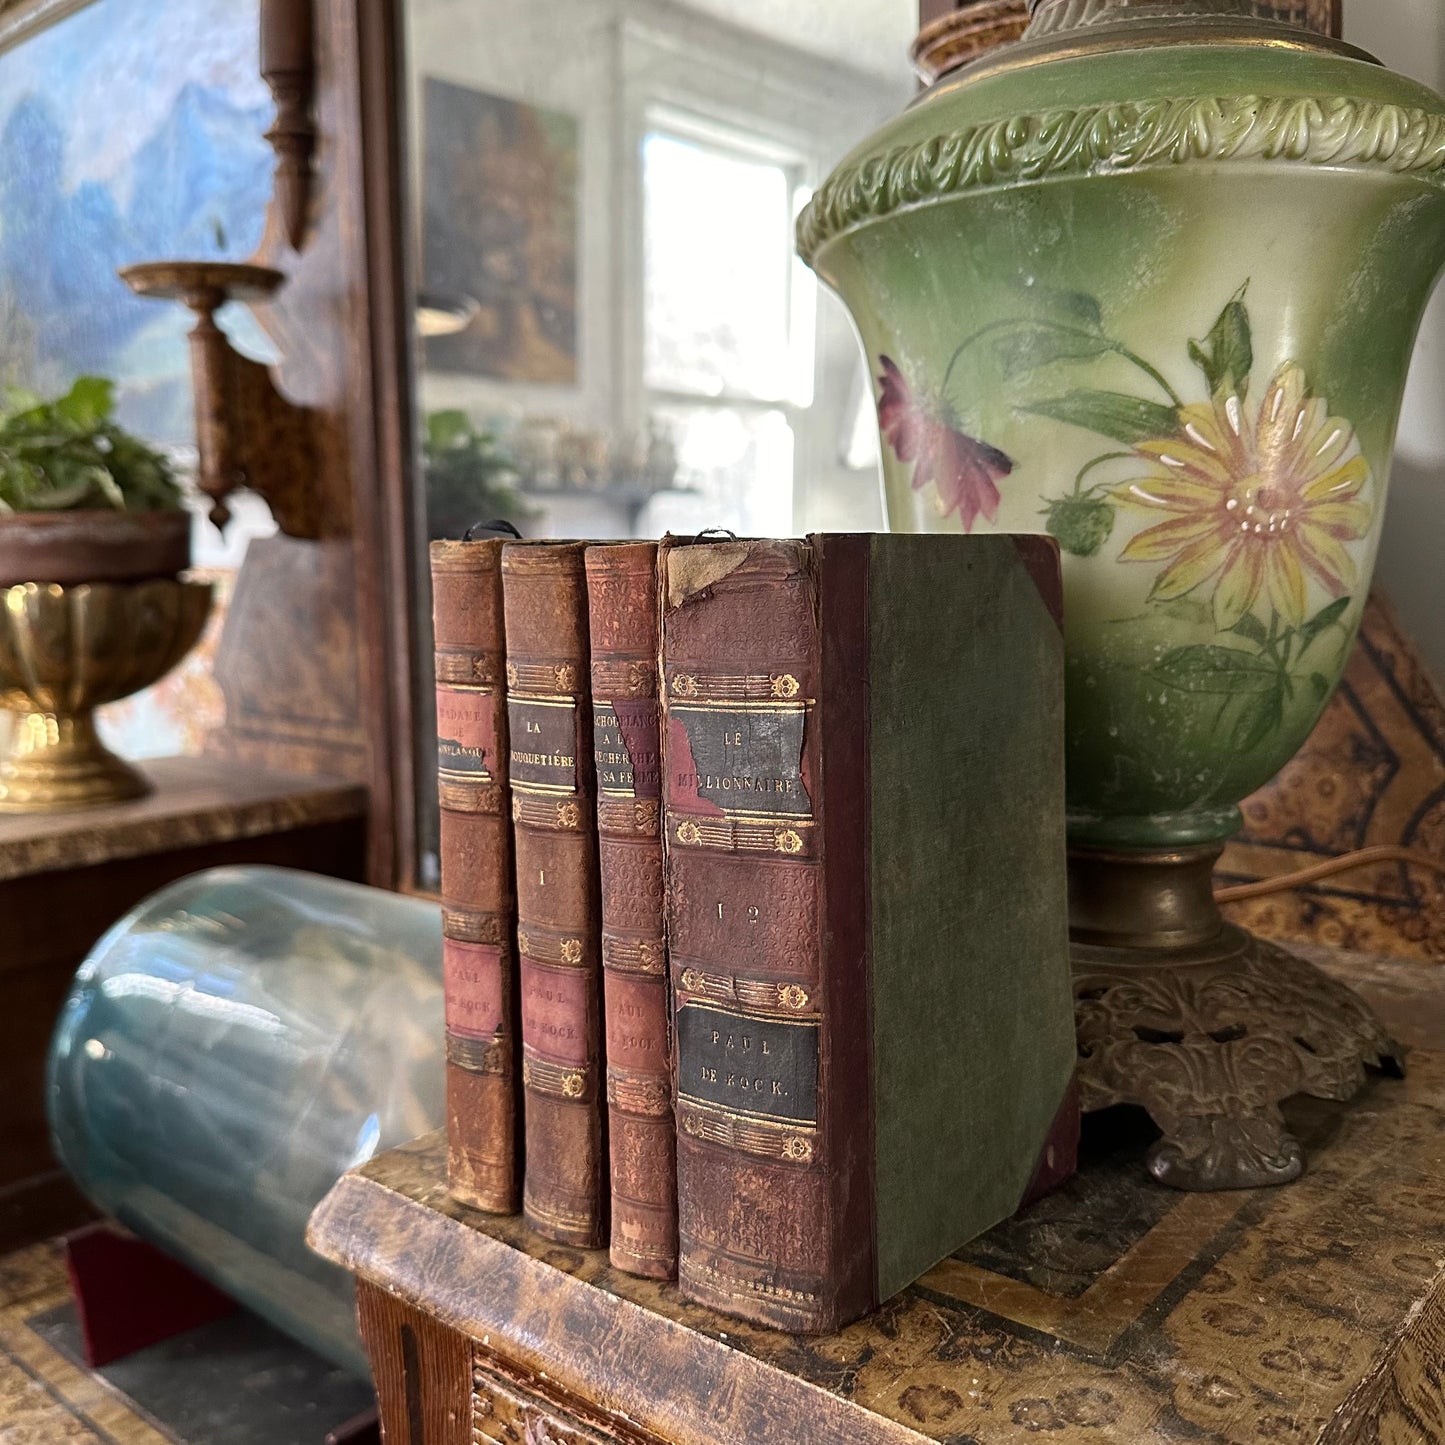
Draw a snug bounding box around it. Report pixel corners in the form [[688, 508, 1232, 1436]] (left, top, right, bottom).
[[509, 697, 579, 792], [668, 704, 811, 819], [595, 698, 662, 799], [676, 1003, 818, 1125]]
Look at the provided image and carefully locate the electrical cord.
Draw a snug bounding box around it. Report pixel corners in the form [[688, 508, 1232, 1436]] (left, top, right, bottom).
[[1215, 845, 1445, 904]]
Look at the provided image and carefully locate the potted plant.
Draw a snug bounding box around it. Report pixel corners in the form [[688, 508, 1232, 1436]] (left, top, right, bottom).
[[0, 376, 190, 585], [422, 408, 537, 541], [0, 377, 211, 812]]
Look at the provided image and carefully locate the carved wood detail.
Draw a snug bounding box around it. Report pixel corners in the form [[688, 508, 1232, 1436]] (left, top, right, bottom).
[[472, 1351, 654, 1445], [260, 0, 317, 253], [143, 0, 418, 887]]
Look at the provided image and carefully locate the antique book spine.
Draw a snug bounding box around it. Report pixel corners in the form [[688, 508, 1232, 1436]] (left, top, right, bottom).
[[431, 539, 521, 1215], [502, 541, 607, 1248], [585, 543, 676, 1280], [663, 535, 1076, 1333], [660, 539, 846, 1331]]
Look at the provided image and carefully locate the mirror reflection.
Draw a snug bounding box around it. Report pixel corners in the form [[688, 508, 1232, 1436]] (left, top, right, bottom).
[[405, 0, 916, 546]]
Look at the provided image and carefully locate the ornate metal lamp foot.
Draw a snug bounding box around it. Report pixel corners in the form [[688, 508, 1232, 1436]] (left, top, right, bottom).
[[1069, 846, 1401, 1191]]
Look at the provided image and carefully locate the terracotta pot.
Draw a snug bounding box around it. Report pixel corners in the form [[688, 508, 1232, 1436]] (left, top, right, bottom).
[[0, 510, 192, 587]]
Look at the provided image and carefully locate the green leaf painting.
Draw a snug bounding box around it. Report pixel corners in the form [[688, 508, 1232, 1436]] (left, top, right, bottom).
[[1023, 391, 1182, 446], [1229, 685, 1286, 754], [995, 323, 1116, 380], [1230, 613, 1269, 647], [891, 279, 1373, 762], [1044, 494, 1116, 558], [1152, 645, 1281, 697], [1187, 285, 1254, 399], [1297, 597, 1352, 656]]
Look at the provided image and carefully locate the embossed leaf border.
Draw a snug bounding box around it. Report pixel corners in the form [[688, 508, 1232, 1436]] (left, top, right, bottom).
[[797, 96, 1445, 261]]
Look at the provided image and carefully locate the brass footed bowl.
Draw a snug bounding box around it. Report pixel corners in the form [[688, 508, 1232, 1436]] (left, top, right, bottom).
[[0, 579, 213, 812]]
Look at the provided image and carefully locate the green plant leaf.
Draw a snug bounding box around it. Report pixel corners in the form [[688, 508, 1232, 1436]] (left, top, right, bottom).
[[422, 408, 535, 540], [1230, 612, 1269, 646], [26, 479, 102, 510], [56, 376, 114, 429], [0, 377, 180, 513], [996, 323, 1116, 379], [1022, 391, 1181, 445], [1188, 285, 1253, 399], [1309, 672, 1332, 701], [0, 386, 40, 419], [1230, 684, 1286, 753], [426, 408, 471, 450], [1152, 644, 1280, 696], [1297, 596, 1352, 655]]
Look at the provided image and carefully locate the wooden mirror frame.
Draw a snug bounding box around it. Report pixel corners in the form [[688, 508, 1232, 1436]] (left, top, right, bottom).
[[0, 0, 422, 889]]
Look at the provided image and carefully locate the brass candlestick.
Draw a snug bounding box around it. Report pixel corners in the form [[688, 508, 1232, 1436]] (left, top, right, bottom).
[[120, 261, 320, 538], [0, 579, 213, 811]]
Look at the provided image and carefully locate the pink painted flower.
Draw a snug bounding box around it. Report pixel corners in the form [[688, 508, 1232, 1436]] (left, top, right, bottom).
[[877, 356, 1013, 533]]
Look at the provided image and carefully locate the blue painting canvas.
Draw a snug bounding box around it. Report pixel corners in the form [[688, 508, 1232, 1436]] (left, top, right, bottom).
[[0, 0, 275, 443]]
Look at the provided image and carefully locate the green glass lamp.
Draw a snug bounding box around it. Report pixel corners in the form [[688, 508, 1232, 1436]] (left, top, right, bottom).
[[801, 0, 1445, 1189]]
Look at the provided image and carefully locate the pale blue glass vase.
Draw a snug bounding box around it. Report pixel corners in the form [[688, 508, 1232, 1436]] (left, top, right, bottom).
[[47, 866, 444, 1378]]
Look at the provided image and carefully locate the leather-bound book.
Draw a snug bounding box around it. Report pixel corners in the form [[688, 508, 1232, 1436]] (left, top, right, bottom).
[[661, 533, 1078, 1334], [502, 541, 607, 1248], [431, 539, 522, 1215], [585, 542, 676, 1280]]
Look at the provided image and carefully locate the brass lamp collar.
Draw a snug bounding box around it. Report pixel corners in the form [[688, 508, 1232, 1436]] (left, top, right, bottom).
[[935, 1, 1378, 95]]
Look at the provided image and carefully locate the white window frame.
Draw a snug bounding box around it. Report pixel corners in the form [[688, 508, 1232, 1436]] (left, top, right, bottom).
[[613, 6, 896, 531]]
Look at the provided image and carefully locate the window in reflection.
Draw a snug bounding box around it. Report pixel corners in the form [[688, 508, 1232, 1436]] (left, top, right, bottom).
[[408, 0, 914, 877], [408, 0, 911, 551], [642, 119, 811, 535], [643, 126, 803, 403]]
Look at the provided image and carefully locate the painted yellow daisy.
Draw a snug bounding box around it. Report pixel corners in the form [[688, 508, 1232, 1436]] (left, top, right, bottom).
[[1114, 364, 1373, 629]]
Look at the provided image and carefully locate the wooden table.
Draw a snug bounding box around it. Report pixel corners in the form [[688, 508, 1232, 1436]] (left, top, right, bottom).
[[0, 756, 367, 1247], [310, 951, 1445, 1445]]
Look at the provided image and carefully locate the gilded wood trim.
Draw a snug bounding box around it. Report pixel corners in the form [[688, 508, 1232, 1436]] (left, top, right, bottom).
[[312, 1168, 929, 1445], [314, 1025, 1445, 1445], [921, 1189, 1245, 1356]]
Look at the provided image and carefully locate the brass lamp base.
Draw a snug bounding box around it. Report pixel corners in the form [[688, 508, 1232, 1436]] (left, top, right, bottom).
[[1070, 846, 1400, 1191]]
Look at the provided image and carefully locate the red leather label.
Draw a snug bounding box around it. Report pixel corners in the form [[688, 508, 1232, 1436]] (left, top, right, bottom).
[[444, 938, 504, 1039], [436, 685, 496, 781], [604, 972, 669, 1075], [521, 959, 592, 1066]]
